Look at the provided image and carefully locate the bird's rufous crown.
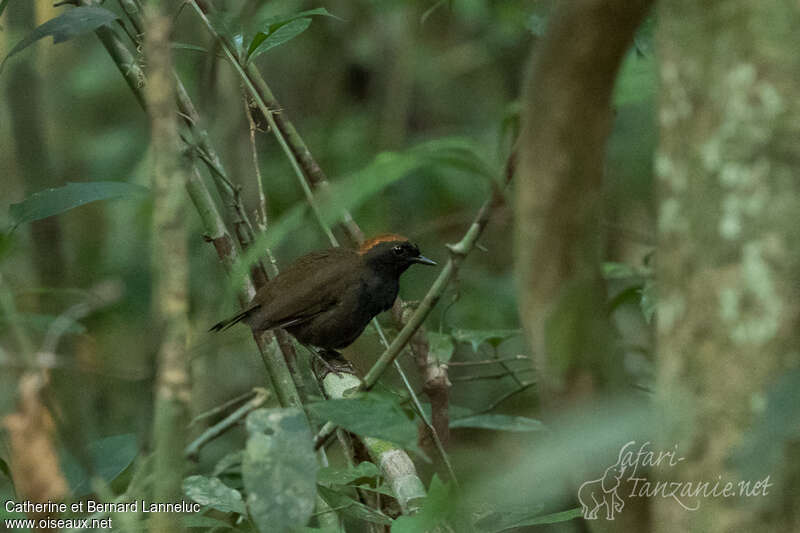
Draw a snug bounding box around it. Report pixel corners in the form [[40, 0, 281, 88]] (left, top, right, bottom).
[[358, 233, 408, 254]]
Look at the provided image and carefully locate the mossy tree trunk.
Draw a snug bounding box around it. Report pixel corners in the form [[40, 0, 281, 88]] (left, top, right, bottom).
[[655, 1, 800, 531]]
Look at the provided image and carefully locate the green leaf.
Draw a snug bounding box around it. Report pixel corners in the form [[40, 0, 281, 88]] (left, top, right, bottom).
[[476, 507, 582, 532], [451, 328, 522, 352], [392, 475, 452, 533], [317, 461, 380, 487], [451, 414, 545, 432], [243, 408, 317, 532], [317, 485, 393, 526], [1, 7, 119, 73], [60, 434, 138, 498], [427, 331, 454, 363], [0, 313, 86, 335], [246, 8, 338, 61], [9, 181, 149, 227], [0, 0, 10, 20], [247, 18, 312, 60], [183, 475, 246, 515], [307, 394, 417, 449]]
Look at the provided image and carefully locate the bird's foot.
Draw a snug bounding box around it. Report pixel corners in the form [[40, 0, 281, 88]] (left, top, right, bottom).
[[311, 349, 355, 379]]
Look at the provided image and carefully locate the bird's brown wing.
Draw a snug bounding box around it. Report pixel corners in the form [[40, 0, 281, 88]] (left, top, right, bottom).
[[246, 248, 360, 331]]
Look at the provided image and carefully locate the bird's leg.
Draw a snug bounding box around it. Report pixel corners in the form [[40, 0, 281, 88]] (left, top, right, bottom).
[[310, 348, 354, 379]]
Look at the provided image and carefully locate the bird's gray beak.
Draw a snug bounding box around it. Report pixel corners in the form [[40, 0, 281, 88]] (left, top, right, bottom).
[[412, 255, 437, 266]]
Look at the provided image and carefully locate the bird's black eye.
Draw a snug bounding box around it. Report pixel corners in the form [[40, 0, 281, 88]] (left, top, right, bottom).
[[392, 245, 404, 256]]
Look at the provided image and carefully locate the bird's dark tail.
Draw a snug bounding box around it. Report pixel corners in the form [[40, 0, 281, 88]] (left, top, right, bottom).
[[209, 306, 259, 332]]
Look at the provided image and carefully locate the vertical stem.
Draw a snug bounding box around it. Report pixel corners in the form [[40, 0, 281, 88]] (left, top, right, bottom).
[[144, 1, 189, 531], [5, 1, 66, 293]]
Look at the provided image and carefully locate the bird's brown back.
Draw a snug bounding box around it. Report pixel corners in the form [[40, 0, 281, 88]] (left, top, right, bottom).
[[245, 247, 362, 330]]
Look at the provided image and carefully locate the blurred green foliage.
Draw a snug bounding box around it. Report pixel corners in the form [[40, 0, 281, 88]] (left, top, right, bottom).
[[0, 1, 659, 531]]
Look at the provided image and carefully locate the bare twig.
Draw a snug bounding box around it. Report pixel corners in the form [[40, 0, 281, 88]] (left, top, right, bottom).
[[447, 355, 530, 366], [450, 368, 534, 382], [185, 388, 269, 460]]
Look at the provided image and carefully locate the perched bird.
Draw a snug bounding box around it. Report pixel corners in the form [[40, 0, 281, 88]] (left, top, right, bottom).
[[210, 235, 436, 356]]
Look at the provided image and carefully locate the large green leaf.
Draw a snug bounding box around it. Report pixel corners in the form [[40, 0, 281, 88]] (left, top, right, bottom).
[[183, 475, 246, 515], [451, 414, 545, 433], [476, 507, 582, 532], [60, 434, 138, 498], [317, 461, 380, 488], [246, 8, 338, 61], [307, 394, 417, 449], [242, 408, 317, 533], [9, 181, 149, 227], [316, 485, 393, 526], [1, 7, 118, 72]]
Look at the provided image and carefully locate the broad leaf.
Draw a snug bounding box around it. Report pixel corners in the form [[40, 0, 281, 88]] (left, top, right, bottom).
[[1, 7, 118, 72], [317, 485, 392, 526], [183, 475, 246, 515], [9, 181, 149, 227], [476, 507, 582, 532], [451, 414, 545, 433], [243, 408, 317, 533], [60, 434, 138, 498], [246, 8, 338, 61], [317, 461, 380, 487], [307, 394, 417, 448], [247, 18, 311, 60], [451, 328, 522, 352], [427, 331, 454, 363]]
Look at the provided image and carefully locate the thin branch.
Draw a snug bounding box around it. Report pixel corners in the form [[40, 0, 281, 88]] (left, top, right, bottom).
[[450, 368, 534, 382], [243, 92, 268, 231], [188, 388, 258, 427], [447, 355, 530, 366], [185, 388, 269, 460]]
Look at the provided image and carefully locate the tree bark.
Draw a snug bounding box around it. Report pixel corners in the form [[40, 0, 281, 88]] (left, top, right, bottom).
[[655, 1, 800, 531], [516, 1, 653, 530], [516, 0, 653, 404]]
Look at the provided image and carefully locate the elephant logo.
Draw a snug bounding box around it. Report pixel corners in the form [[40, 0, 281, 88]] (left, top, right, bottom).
[[578, 455, 627, 520]]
